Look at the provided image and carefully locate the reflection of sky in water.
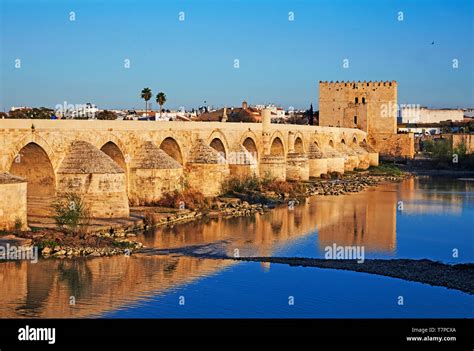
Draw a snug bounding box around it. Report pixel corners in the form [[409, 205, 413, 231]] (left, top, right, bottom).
[[104, 261, 474, 318]]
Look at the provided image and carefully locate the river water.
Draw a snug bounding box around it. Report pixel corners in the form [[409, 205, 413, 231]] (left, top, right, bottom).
[[1, 178, 473, 318]]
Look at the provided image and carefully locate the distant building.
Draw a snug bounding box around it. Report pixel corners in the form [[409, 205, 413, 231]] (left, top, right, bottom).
[[254, 104, 286, 119], [10, 106, 31, 111], [462, 108, 474, 119], [194, 101, 261, 122], [399, 106, 464, 124], [57, 102, 99, 119]]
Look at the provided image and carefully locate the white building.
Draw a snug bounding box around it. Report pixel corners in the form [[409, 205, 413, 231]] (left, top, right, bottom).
[[254, 104, 286, 119], [400, 106, 464, 124], [10, 106, 31, 111]]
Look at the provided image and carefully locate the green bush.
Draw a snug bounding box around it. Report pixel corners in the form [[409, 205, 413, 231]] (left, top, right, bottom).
[[52, 192, 90, 234], [453, 141, 467, 162], [424, 139, 452, 162], [369, 164, 402, 176], [38, 240, 59, 250], [14, 217, 23, 231]]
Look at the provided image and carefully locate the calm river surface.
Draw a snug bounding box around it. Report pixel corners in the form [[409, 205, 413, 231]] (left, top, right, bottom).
[[1, 178, 473, 318]]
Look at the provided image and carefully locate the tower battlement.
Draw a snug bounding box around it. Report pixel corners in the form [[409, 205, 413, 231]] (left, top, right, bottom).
[[319, 80, 397, 89]]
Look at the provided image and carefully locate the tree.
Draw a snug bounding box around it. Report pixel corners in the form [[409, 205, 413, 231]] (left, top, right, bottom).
[[8, 107, 53, 119], [314, 110, 320, 125], [141, 87, 152, 118], [156, 92, 167, 119], [308, 103, 314, 125], [97, 110, 117, 120]]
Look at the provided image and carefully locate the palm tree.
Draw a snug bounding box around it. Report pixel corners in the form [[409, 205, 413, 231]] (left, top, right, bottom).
[[156, 92, 167, 119], [140, 87, 152, 118]]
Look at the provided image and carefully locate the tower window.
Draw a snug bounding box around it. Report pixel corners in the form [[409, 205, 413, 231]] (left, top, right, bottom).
[[354, 116, 357, 125], [362, 97, 366, 104], [355, 97, 359, 104]]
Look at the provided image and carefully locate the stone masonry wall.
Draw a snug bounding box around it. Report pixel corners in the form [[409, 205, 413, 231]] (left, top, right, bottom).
[[0, 182, 28, 230], [372, 133, 415, 159]]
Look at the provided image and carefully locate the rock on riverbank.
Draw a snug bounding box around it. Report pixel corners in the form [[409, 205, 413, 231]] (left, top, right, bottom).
[[3, 229, 143, 258]]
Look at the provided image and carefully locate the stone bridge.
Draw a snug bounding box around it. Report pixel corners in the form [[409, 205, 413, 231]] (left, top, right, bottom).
[[0, 111, 378, 229]]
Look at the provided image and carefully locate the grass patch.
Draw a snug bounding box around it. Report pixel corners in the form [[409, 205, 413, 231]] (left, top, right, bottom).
[[112, 240, 136, 249], [369, 164, 403, 176], [37, 240, 59, 250]]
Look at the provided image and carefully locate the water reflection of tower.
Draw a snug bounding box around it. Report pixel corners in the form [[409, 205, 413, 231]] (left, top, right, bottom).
[[316, 184, 397, 254]]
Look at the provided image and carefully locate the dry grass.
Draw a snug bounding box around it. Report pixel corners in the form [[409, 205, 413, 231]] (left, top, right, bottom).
[[155, 189, 207, 210], [262, 180, 294, 194], [222, 175, 307, 196]]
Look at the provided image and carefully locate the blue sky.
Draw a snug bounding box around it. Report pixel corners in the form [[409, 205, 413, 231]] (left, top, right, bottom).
[[0, 0, 473, 111]]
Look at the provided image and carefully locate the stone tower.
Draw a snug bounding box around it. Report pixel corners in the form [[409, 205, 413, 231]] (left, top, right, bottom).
[[319, 80, 397, 139]]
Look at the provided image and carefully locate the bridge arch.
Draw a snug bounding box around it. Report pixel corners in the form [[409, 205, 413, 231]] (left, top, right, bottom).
[[294, 134, 305, 153], [270, 136, 285, 157], [328, 139, 334, 148], [352, 134, 358, 144], [242, 136, 259, 162], [7, 134, 57, 172], [207, 130, 230, 160], [240, 130, 260, 158], [159, 137, 184, 165], [99, 141, 128, 172], [210, 138, 227, 159], [9, 142, 56, 200]]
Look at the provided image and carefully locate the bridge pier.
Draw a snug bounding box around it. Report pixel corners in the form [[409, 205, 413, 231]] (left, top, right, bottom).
[[259, 155, 286, 181], [56, 141, 129, 218], [352, 143, 370, 170], [185, 139, 230, 197], [286, 152, 309, 181], [129, 141, 183, 205], [338, 143, 359, 171], [0, 172, 28, 230], [362, 142, 379, 167], [324, 145, 345, 174], [308, 143, 328, 178], [227, 144, 258, 179]]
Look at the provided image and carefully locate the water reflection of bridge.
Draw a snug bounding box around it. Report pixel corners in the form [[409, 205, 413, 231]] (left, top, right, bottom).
[[0, 183, 409, 318], [0, 256, 233, 318]]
